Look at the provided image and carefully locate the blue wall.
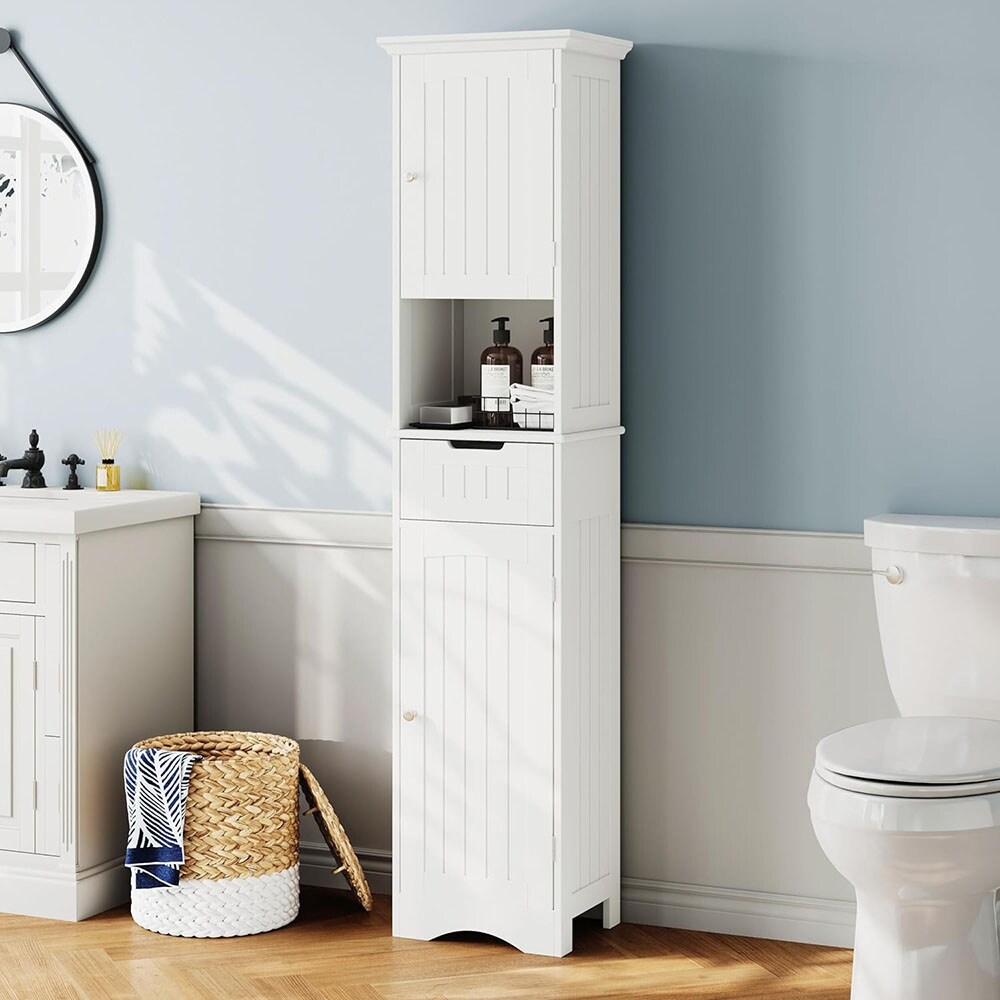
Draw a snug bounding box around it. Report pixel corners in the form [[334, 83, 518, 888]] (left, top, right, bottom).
[[0, 1, 997, 530]]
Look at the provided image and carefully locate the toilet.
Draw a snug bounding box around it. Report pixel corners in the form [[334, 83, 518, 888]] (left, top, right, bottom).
[[809, 514, 1000, 1000]]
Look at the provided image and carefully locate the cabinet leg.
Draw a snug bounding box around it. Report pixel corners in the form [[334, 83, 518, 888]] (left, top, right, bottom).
[[602, 892, 621, 930], [556, 915, 574, 956]]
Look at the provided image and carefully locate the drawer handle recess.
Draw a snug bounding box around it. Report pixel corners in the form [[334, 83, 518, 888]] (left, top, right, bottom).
[[448, 440, 505, 451]]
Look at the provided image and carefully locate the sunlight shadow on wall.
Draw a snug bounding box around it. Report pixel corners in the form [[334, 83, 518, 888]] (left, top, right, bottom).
[[132, 242, 391, 509]]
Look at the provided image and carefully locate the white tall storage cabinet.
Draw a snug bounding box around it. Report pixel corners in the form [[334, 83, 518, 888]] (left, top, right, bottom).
[[379, 29, 631, 957]]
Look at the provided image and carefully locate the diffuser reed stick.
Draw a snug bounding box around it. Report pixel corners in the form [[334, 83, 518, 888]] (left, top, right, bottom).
[[94, 428, 123, 491], [94, 428, 123, 462]]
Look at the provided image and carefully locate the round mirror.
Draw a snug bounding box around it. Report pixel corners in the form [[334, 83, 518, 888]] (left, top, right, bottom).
[[0, 103, 100, 333]]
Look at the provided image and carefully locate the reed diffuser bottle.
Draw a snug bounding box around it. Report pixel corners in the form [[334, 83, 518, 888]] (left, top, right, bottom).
[[94, 429, 123, 491]]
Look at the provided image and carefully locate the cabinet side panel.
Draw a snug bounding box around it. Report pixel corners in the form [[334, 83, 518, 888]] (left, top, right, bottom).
[[557, 52, 621, 433], [557, 435, 620, 904], [76, 518, 194, 871]]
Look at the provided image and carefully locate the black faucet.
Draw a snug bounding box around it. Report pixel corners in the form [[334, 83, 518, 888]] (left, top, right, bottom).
[[0, 430, 46, 488]]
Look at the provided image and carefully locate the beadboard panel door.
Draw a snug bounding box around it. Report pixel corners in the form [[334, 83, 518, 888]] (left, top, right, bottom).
[[395, 520, 556, 951], [0, 615, 34, 853], [399, 50, 555, 299]]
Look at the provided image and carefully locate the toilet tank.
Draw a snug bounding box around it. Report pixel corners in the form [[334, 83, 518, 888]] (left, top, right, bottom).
[[865, 515, 1000, 719]]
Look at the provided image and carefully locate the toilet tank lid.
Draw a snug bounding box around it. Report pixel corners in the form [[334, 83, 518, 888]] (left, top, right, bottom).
[[864, 514, 1000, 556]]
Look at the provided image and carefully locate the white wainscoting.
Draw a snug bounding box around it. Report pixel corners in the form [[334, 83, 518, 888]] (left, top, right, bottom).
[[195, 505, 393, 889], [195, 507, 894, 947]]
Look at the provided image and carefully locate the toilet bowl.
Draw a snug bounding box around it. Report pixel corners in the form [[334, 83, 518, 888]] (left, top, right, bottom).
[[810, 716, 1000, 1000], [809, 515, 1000, 999]]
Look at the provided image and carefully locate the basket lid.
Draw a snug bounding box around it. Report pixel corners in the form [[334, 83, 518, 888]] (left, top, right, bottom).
[[299, 763, 373, 912]]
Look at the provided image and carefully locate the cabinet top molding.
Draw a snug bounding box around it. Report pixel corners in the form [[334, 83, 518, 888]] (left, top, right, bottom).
[[377, 29, 633, 60]]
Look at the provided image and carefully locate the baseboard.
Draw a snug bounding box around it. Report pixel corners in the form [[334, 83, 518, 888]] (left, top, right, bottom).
[[0, 855, 129, 922], [298, 847, 856, 950], [621, 877, 856, 948], [299, 841, 392, 897]]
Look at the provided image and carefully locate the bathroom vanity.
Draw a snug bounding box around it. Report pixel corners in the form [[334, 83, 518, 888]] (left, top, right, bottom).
[[0, 488, 199, 919], [380, 29, 631, 957]]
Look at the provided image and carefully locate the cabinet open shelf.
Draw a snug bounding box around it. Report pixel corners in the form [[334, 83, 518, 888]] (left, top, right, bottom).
[[398, 298, 555, 431], [396, 292, 620, 436]]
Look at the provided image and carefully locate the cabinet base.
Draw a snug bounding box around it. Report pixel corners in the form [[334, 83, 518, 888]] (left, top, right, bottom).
[[0, 855, 129, 921], [393, 884, 621, 958], [393, 895, 573, 958]]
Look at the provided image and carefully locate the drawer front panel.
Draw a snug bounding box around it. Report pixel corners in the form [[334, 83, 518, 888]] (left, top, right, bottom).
[[400, 440, 554, 526], [0, 543, 35, 604]]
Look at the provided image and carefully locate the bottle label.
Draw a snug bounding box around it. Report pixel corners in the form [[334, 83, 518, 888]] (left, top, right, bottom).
[[531, 364, 555, 392], [97, 465, 108, 488], [481, 364, 511, 412]]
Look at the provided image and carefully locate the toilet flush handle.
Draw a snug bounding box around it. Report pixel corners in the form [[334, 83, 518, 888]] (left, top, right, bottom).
[[873, 564, 904, 585]]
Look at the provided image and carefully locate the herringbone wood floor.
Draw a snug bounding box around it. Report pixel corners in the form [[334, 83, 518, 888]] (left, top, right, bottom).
[[0, 887, 854, 999]]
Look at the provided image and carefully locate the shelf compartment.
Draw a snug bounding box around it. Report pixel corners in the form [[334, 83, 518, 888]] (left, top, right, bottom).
[[398, 298, 555, 431]]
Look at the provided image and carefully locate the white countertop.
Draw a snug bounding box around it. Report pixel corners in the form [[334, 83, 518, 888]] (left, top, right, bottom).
[[0, 488, 201, 535]]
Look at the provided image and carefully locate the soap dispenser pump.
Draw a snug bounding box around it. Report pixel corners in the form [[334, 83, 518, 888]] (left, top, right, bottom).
[[480, 316, 523, 427], [531, 316, 555, 391]]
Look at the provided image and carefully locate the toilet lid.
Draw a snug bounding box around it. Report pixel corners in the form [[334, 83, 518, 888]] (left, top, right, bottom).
[[817, 717, 1000, 787]]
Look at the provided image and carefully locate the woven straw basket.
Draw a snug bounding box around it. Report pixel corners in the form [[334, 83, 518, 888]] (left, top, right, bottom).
[[130, 731, 300, 938]]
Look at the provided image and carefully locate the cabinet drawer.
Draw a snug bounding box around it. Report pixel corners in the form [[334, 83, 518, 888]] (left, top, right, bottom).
[[400, 440, 553, 526], [0, 543, 34, 604]]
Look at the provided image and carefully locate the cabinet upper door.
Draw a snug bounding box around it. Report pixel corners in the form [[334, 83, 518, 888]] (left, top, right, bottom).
[[0, 615, 34, 853], [399, 50, 555, 299], [397, 521, 554, 926]]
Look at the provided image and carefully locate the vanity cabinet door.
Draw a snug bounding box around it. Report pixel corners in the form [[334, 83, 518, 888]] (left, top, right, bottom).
[[397, 521, 555, 943], [0, 615, 34, 853], [398, 50, 555, 299]]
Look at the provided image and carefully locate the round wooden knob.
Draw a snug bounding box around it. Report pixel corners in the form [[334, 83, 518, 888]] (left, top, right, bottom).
[[402, 710, 417, 722]]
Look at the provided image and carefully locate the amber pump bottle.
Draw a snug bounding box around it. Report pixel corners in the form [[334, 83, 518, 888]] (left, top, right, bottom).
[[531, 316, 555, 391], [480, 316, 523, 427]]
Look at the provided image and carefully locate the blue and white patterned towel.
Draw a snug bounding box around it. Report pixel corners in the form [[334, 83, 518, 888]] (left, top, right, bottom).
[[124, 747, 202, 889]]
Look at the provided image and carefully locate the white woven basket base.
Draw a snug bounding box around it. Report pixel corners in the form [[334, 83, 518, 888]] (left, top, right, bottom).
[[132, 864, 300, 938]]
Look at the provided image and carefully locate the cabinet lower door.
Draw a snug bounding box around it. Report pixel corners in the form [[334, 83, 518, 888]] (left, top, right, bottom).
[[397, 521, 554, 945], [0, 616, 34, 853]]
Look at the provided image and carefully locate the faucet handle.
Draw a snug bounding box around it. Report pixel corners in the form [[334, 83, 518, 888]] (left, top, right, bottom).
[[28, 429, 38, 449], [62, 453, 85, 491]]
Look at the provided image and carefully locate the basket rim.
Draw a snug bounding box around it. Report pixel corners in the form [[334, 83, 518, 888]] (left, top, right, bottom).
[[133, 731, 299, 757]]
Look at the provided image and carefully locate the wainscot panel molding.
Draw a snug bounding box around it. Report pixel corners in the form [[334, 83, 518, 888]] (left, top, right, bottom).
[[620, 878, 855, 948], [194, 507, 890, 946]]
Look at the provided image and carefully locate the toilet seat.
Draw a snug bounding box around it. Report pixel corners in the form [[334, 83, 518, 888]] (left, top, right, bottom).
[[816, 716, 1000, 799]]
